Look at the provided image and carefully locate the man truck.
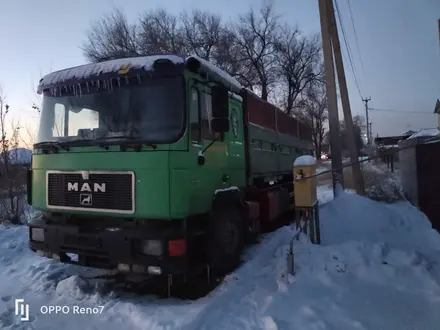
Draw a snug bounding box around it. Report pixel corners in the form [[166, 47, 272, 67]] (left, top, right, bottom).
[[28, 54, 313, 282]]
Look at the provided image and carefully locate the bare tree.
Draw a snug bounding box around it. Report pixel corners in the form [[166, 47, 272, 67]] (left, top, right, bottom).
[[297, 84, 327, 157], [138, 9, 186, 55], [233, 2, 280, 99], [80, 3, 326, 110], [21, 125, 37, 150], [30, 84, 41, 114], [0, 88, 9, 176], [0, 89, 28, 224], [353, 115, 366, 152], [82, 8, 139, 62], [340, 115, 365, 154], [274, 25, 323, 114], [180, 10, 223, 61], [180, 12, 249, 83], [213, 26, 243, 76]]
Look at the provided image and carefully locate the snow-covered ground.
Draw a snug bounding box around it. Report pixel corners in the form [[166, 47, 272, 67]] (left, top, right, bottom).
[[316, 166, 328, 175], [1, 183, 440, 329]]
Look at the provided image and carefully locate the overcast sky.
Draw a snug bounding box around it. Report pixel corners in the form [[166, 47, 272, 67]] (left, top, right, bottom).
[[0, 0, 439, 138]]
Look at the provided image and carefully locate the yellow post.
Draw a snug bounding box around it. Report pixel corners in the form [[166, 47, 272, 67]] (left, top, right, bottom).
[[293, 155, 317, 208]]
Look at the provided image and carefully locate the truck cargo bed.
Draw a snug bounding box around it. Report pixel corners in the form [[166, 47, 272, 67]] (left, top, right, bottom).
[[242, 90, 313, 185]]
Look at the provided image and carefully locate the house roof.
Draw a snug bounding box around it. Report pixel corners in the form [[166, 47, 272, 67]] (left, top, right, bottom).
[[375, 135, 409, 145], [402, 130, 416, 136], [407, 128, 440, 139]]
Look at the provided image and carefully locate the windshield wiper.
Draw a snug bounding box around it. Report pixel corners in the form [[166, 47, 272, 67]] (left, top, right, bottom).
[[35, 137, 158, 152], [96, 136, 136, 141], [33, 141, 70, 153]]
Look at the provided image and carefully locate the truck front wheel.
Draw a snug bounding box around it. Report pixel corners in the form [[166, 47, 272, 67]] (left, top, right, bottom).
[[207, 205, 244, 274]]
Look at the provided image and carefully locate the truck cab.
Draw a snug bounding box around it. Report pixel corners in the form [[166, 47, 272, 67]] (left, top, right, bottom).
[[28, 54, 313, 280]]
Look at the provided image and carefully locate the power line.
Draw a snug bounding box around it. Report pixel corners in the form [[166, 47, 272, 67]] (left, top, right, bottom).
[[369, 107, 435, 115], [334, 1, 359, 91], [334, 0, 363, 99], [346, 0, 366, 75]]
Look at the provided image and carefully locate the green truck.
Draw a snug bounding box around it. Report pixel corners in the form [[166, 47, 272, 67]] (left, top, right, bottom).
[[28, 54, 313, 281]]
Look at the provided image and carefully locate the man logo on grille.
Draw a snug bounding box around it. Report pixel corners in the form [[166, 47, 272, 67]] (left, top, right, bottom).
[[80, 194, 92, 206]]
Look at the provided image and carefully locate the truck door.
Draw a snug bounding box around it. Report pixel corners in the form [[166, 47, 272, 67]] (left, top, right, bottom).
[[188, 84, 228, 215], [227, 99, 246, 186]]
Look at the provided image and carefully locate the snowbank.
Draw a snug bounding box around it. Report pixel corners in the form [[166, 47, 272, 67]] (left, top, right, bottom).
[[316, 165, 329, 174], [294, 155, 317, 166], [270, 236, 440, 330], [359, 161, 405, 203], [317, 185, 335, 204], [320, 192, 440, 256], [317, 185, 355, 205]]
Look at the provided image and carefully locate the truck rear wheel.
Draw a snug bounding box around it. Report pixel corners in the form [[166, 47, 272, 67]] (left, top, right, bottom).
[[207, 205, 244, 274]]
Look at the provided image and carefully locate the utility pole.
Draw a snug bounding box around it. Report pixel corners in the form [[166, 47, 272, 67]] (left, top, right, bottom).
[[362, 97, 371, 147], [326, 0, 364, 196], [437, 19, 440, 50], [369, 122, 372, 143], [318, 0, 344, 195]]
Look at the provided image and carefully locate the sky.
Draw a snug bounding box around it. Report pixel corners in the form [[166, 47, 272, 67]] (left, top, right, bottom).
[[0, 0, 440, 144]]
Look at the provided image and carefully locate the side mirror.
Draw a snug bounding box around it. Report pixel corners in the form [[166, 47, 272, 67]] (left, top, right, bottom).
[[211, 85, 229, 119], [211, 118, 229, 133]]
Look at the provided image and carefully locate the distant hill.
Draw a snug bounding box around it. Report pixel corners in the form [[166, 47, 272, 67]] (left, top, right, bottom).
[[7, 148, 32, 165]]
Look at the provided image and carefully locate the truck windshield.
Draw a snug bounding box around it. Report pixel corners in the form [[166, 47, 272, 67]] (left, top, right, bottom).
[[36, 76, 184, 146]]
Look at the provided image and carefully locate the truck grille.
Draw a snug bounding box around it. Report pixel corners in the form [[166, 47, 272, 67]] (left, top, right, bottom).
[[47, 171, 134, 213]]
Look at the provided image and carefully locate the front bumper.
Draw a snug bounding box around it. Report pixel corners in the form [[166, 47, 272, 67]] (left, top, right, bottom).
[[28, 216, 189, 275]]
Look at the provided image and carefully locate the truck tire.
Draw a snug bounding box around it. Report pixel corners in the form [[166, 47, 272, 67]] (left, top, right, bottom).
[[207, 205, 244, 275]]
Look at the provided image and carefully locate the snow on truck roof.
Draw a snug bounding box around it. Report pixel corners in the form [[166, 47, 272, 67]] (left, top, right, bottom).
[[190, 56, 242, 94], [38, 54, 243, 94], [38, 55, 184, 90]]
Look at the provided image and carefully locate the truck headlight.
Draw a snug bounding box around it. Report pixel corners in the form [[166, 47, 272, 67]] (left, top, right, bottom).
[[140, 240, 162, 256], [31, 228, 45, 242]]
